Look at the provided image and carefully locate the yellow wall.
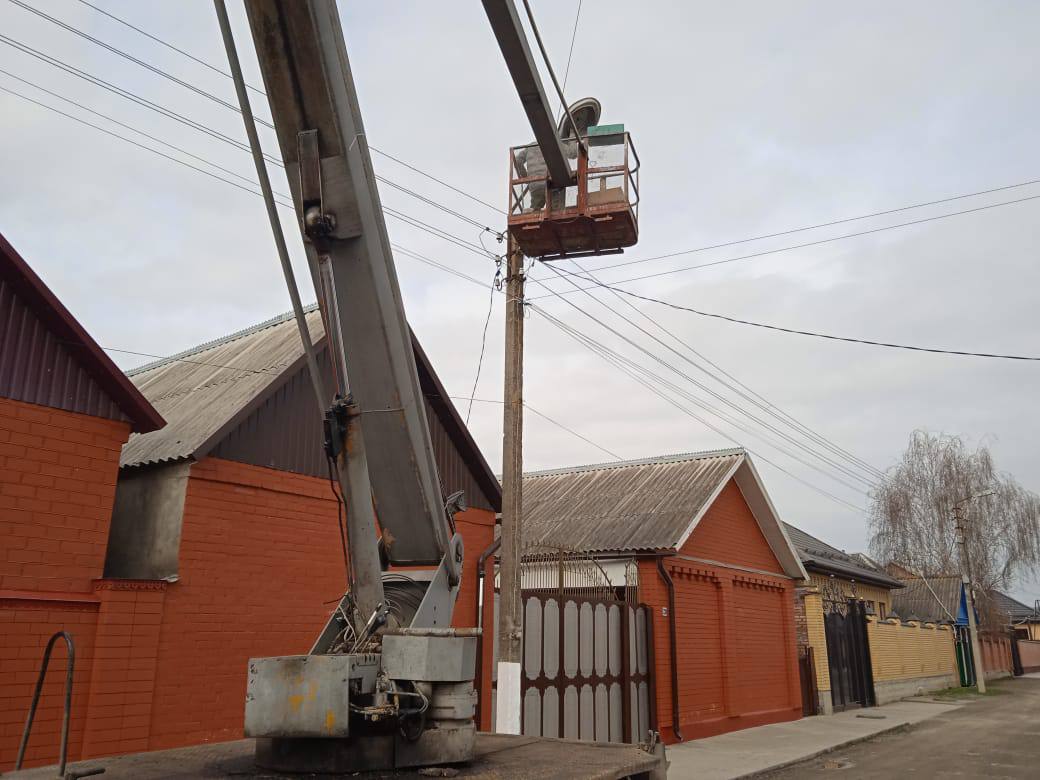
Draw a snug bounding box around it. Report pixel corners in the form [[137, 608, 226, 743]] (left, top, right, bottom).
[[866, 617, 957, 682], [802, 588, 830, 692], [809, 574, 892, 619]]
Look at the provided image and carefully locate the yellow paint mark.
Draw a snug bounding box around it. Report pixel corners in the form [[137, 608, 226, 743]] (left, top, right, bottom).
[[287, 680, 318, 712], [325, 709, 336, 733]]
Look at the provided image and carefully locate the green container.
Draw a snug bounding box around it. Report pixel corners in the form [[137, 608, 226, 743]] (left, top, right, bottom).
[[587, 123, 624, 136]]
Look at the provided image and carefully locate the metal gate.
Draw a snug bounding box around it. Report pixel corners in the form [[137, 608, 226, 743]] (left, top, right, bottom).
[[518, 547, 654, 743], [823, 598, 876, 711]]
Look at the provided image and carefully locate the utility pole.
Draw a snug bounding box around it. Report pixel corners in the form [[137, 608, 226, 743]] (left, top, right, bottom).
[[496, 236, 525, 734], [954, 502, 987, 693]]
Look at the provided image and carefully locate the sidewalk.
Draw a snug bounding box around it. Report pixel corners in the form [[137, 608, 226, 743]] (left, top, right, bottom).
[[666, 697, 966, 779]]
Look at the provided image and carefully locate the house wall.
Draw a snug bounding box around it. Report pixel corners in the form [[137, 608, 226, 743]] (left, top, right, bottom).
[[639, 478, 801, 744], [807, 573, 892, 619], [0, 397, 132, 769], [1017, 639, 1040, 673], [866, 618, 957, 703]]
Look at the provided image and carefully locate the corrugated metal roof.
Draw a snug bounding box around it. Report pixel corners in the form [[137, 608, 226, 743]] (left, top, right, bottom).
[[119, 306, 502, 512], [522, 448, 745, 553], [121, 307, 321, 467], [0, 232, 163, 431], [990, 589, 1039, 622], [783, 523, 904, 589], [891, 576, 962, 622]]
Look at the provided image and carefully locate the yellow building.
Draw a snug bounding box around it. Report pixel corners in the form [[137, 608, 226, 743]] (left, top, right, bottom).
[[784, 523, 906, 714]]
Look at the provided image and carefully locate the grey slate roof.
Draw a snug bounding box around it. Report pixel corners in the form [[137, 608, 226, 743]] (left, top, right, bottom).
[[783, 523, 904, 590], [121, 308, 324, 468], [890, 576, 962, 623], [520, 450, 807, 581], [990, 590, 1040, 622], [522, 449, 744, 553]]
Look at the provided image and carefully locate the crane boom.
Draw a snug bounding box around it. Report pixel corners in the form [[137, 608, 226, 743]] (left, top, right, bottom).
[[244, 0, 451, 577], [481, 0, 573, 188]]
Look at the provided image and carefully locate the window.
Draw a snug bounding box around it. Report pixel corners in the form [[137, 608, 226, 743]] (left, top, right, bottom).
[[878, 602, 887, 620]]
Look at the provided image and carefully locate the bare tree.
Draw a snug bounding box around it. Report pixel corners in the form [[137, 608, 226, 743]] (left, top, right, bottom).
[[869, 430, 1040, 622]]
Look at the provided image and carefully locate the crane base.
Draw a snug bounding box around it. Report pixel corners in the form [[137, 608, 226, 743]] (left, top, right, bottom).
[[255, 722, 476, 773]]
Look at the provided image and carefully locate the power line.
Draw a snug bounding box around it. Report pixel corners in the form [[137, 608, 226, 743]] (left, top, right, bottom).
[[524, 273, 876, 493], [531, 192, 1040, 296], [520, 0, 582, 144], [556, 0, 582, 120], [563, 277, 1040, 362], [590, 178, 1040, 273], [7, 0, 275, 127], [556, 259, 883, 480], [465, 262, 504, 424], [369, 146, 505, 216], [0, 82, 283, 204], [76, 0, 267, 96], [0, 33, 279, 163], [453, 397, 615, 463], [529, 304, 865, 513]]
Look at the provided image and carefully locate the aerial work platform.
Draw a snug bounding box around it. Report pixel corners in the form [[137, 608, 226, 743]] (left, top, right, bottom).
[[9, 733, 666, 780], [508, 126, 640, 260]]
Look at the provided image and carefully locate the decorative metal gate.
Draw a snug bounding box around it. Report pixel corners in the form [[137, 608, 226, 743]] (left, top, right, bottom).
[[823, 598, 876, 711], [519, 548, 655, 743]]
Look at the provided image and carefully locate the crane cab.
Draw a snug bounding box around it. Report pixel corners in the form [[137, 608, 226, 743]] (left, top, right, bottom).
[[508, 125, 640, 260]]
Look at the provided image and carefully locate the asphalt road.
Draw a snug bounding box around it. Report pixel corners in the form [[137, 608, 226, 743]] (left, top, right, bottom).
[[765, 676, 1040, 779]]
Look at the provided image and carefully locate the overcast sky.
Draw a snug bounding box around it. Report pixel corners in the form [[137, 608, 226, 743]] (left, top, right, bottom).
[[2, 1, 1038, 601]]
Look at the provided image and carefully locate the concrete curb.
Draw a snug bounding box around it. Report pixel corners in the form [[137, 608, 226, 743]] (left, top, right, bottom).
[[733, 722, 912, 779]]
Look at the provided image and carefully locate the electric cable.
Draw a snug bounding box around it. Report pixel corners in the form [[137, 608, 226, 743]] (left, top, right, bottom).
[[465, 261, 504, 424], [531, 192, 1040, 296], [555, 276, 1040, 362], [558, 259, 883, 479], [525, 272, 877, 490], [529, 303, 866, 514], [8, 0, 276, 127], [556, 0, 582, 121], [76, 0, 267, 96]]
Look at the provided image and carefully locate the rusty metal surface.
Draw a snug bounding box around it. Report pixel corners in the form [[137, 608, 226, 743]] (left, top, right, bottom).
[[0, 233, 163, 431], [9, 734, 663, 779], [523, 449, 744, 553], [119, 306, 499, 512]]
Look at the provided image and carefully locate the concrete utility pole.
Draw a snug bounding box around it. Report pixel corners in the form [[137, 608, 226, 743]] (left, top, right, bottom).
[[496, 237, 525, 734], [954, 495, 992, 693]]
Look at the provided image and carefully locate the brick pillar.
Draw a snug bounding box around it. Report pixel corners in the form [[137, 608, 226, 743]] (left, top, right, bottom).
[[715, 572, 737, 717], [81, 580, 166, 758]]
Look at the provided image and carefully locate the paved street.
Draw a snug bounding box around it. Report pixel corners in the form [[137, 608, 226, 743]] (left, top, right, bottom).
[[765, 675, 1040, 779]]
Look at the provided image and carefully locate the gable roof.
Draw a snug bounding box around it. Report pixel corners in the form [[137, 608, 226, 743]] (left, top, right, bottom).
[[890, 575, 962, 623], [0, 232, 163, 432], [989, 589, 1040, 623], [783, 523, 904, 590], [119, 305, 501, 510], [522, 448, 806, 579]]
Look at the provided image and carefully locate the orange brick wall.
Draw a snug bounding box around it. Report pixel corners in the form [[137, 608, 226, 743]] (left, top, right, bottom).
[[1, 396, 130, 593], [638, 477, 800, 744], [1, 397, 131, 770], [144, 456, 494, 752]]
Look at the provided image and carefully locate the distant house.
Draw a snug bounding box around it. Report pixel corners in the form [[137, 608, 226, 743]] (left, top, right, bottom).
[[784, 524, 904, 619], [0, 233, 164, 770], [518, 448, 808, 744]]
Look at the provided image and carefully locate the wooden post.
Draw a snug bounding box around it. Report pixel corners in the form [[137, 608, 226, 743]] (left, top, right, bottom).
[[496, 237, 525, 733]]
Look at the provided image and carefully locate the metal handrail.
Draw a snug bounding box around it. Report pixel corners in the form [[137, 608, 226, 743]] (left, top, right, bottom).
[[15, 631, 80, 777]]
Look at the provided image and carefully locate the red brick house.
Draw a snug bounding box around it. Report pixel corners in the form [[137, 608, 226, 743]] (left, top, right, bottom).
[[100, 306, 501, 757], [0, 233, 164, 769], [520, 449, 808, 744], [3, 302, 500, 769]]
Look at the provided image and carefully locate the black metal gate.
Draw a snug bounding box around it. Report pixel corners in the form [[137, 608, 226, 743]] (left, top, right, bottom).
[[823, 599, 876, 712]]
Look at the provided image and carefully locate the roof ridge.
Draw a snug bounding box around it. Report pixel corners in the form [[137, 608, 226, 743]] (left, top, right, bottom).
[[127, 303, 321, 377], [524, 447, 745, 478]]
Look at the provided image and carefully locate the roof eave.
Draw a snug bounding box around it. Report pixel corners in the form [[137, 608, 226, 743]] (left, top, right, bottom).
[[0, 233, 165, 433]]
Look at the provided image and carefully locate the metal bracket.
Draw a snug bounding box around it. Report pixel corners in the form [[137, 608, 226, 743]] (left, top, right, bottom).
[[298, 129, 336, 242]]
